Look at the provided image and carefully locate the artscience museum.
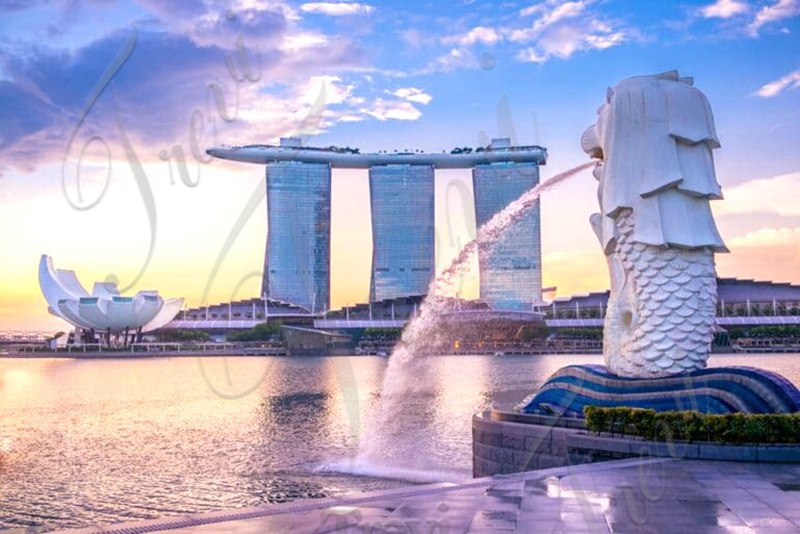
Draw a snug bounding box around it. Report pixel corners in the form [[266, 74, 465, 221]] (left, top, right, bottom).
[[38, 255, 184, 345]]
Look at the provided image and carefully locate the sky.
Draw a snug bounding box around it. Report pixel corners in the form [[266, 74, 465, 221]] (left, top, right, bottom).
[[0, 0, 798, 332]]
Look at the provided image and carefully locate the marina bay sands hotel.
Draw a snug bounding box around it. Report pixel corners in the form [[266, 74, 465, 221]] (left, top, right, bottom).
[[207, 138, 547, 314]]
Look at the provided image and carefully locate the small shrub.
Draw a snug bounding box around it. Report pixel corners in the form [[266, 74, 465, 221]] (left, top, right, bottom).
[[584, 406, 609, 435], [630, 409, 656, 440], [582, 406, 800, 445]]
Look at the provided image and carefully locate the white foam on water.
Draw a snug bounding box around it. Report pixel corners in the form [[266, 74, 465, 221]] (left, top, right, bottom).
[[316, 457, 469, 484]]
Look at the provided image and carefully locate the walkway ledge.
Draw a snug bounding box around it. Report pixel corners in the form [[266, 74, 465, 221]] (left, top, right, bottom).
[[58, 457, 800, 532]]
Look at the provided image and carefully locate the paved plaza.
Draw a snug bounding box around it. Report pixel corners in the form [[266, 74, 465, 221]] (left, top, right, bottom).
[[59, 457, 800, 534]]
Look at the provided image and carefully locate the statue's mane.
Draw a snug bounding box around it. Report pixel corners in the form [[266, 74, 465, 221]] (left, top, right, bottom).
[[595, 71, 727, 253]]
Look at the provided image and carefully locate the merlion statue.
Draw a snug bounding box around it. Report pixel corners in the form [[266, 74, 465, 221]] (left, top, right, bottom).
[[516, 71, 800, 421], [581, 71, 728, 378]]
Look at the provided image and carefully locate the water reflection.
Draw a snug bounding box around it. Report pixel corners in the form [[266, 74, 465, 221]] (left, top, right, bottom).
[[265, 392, 330, 426], [195, 355, 277, 400]]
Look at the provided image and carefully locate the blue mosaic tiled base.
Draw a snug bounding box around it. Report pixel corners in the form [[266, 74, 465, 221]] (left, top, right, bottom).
[[518, 365, 800, 417]]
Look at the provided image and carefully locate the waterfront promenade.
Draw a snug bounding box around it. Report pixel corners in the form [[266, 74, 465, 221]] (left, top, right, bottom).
[[59, 458, 800, 533]]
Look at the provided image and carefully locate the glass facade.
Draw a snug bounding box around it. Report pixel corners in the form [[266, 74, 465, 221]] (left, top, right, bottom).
[[369, 165, 435, 302], [472, 162, 542, 311], [263, 162, 331, 313]]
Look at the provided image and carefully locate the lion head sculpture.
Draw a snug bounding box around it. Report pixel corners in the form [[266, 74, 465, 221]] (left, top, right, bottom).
[[582, 70, 727, 255]]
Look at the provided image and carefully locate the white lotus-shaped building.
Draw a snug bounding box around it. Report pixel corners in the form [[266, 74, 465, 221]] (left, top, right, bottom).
[[39, 255, 184, 333]]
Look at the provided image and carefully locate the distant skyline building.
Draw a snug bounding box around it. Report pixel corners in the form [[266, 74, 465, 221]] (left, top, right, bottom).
[[264, 161, 331, 313], [209, 138, 547, 312], [369, 165, 435, 302], [473, 161, 542, 311]]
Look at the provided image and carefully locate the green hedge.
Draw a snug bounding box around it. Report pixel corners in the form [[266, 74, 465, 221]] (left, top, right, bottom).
[[584, 406, 800, 444], [726, 325, 800, 340]]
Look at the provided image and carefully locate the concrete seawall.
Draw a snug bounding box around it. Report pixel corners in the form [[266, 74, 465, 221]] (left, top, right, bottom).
[[473, 409, 800, 478]]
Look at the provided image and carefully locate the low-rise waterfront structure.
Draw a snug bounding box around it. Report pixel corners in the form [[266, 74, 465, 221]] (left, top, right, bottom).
[[38, 255, 183, 345]]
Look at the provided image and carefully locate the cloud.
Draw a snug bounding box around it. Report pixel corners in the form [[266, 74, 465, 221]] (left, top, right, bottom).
[[0, 81, 58, 150], [360, 98, 423, 121], [509, 1, 627, 63], [388, 1, 626, 75], [520, 4, 548, 17], [397, 28, 433, 49], [234, 75, 370, 138], [0, 15, 375, 175], [300, 2, 374, 16], [300, 75, 356, 105], [535, 0, 588, 28], [0, 30, 259, 174], [715, 172, 800, 216], [700, 0, 750, 19], [584, 29, 626, 49], [133, 0, 295, 51], [0, 8, 450, 178], [716, 226, 800, 285], [280, 31, 328, 52], [712, 171, 800, 285], [748, 0, 800, 36], [752, 69, 800, 97], [511, 0, 589, 40], [213, 53, 429, 135], [387, 1, 624, 74], [0, 0, 41, 10], [516, 47, 546, 63], [728, 226, 800, 247], [415, 47, 479, 75], [441, 26, 502, 46], [392, 87, 432, 105]]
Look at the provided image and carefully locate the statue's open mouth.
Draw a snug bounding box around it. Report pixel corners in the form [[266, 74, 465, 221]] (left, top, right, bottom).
[[580, 123, 603, 161]]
